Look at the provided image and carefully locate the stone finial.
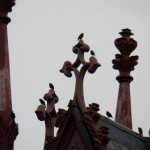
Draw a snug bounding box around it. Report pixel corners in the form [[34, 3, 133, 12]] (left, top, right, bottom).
[[60, 38, 100, 113], [113, 28, 138, 82], [35, 83, 59, 149], [84, 103, 110, 149], [113, 29, 139, 129]]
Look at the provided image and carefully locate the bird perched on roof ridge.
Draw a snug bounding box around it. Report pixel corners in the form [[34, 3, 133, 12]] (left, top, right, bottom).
[[49, 83, 54, 89], [106, 111, 113, 118], [138, 127, 143, 135], [39, 99, 45, 105], [77, 33, 84, 41], [90, 50, 95, 56]]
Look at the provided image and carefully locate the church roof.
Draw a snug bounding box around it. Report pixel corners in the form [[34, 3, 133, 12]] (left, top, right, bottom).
[[98, 115, 150, 150], [52, 101, 150, 150]]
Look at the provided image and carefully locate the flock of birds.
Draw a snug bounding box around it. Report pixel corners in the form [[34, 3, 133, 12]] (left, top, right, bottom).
[[9, 33, 150, 137], [105, 111, 150, 136]]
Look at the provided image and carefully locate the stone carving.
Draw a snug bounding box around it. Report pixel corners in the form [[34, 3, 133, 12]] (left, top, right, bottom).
[[36, 37, 109, 150], [60, 39, 100, 112], [35, 84, 59, 150], [55, 108, 67, 128], [112, 29, 138, 129], [112, 28, 138, 83], [84, 103, 109, 150]]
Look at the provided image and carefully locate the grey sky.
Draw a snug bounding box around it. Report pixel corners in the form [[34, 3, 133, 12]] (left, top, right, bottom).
[[7, 0, 150, 149]]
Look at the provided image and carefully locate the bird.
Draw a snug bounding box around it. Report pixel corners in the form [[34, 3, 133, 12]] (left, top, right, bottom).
[[138, 127, 143, 135], [11, 111, 16, 119], [39, 99, 45, 105], [77, 33, 84, 41], [106, 111, 113, 118], [49, 83, 54, 89], [90, 50, 95, 56]]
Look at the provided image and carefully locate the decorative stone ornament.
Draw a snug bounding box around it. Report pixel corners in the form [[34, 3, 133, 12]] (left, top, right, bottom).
[[35, 37, 106, 150], [35, 85, 59, 149], [113, 28, 138, 82], [113, 29, 139, 129], [60, 39, 101, 113]]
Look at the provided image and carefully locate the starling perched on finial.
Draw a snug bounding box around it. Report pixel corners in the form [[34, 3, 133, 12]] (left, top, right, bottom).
[[11, 111, 16, 119], [106, 111, 113, 118], [77, 33, 84, 41], [39, 99, 45, 105], [49, 83, 54, 89], [138, 127, 143, 135], [90, 50, 95, 56]]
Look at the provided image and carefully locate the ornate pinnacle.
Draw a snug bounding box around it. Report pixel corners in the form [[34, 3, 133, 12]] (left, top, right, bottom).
[[35, 84, 59, 149], [112, 28, 139, 82], [60, 38, 101, 112], [35, 84, 58, 122], [113, 29, 139, 129]]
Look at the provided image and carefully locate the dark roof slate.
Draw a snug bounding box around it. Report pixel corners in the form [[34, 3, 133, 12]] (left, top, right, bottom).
[[97, 115, 150, 150]]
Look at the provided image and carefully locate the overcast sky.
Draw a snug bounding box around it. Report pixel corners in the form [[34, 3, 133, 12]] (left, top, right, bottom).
[[7, 0, 150, 149]]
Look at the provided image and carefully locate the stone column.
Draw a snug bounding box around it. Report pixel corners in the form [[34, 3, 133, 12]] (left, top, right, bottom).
[[0, 1, 18, 150], [0, 0, 15, 124], [112, 29, 138, 129]]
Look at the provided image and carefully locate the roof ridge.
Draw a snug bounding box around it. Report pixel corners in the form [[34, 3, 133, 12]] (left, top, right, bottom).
[[99, 115, 147, 141]]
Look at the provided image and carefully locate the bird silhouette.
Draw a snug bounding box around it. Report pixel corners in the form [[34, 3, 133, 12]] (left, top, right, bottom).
[[11, 111, 16, 119], [39, 99, 45, 105], [138, 127, 143, 135], [77, 33, 84, 41], [90, 50, 95, 56], [49, 83, 54, 89], [106, 111, 113, 118]]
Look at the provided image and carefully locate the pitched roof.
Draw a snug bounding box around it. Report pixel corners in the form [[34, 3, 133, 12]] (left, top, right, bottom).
[[53, 100, 95, 150], [97, 115, 150, 150], [54, 100, 150, 150]]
